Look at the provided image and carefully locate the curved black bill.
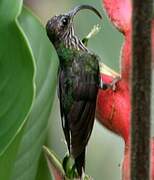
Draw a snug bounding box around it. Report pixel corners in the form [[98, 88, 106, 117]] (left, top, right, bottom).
[[68, 4, 102, 19]]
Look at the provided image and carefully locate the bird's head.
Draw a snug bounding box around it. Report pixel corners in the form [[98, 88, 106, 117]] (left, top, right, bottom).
[[46, 5, 102, 44]]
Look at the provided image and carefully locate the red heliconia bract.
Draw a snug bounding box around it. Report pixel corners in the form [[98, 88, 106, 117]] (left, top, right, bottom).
[[96, 0, 154, 179], [97, 0, 132, 143], [96, 75, 130, 143]]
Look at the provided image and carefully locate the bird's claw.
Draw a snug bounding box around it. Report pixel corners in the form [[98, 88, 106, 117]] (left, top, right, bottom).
[[99, 76, 120, 91], [110, 76, 121, 91]]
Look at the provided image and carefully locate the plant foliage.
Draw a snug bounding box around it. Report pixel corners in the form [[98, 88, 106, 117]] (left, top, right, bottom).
[[0, 1, 59, 180]]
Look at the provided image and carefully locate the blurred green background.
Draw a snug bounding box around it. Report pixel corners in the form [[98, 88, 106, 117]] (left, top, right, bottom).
[[23, 0, 124, 180], [24, 0, 126, 180]]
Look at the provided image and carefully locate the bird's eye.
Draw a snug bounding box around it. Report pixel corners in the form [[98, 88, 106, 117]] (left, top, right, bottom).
[[62, 18, 68, 26]]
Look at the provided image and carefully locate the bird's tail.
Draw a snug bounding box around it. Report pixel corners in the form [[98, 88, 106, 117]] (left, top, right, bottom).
[[75, 149, 85, 177]]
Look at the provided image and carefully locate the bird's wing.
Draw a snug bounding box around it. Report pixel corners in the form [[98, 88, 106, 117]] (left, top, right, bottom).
[[68, 100, 96, 158], [58, 69, 97, 155], [58, 52, 99, 176], [68, 52, 100, 158], [58, 70, 71, 152]]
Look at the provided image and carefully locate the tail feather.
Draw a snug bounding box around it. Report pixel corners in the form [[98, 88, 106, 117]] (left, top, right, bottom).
[[75, 149, 85, 177]]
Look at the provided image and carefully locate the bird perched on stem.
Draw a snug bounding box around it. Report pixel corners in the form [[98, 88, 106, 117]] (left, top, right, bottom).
[[46, 5, 119, 178]]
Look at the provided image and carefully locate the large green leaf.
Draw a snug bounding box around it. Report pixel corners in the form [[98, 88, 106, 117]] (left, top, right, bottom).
[[0, 0, 35, 179], [0, 0, 35, 155], [0, 124, 25, 180], [10, 7, 59, 180]]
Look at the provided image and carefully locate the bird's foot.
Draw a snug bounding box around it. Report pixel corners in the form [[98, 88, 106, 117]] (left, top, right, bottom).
[[109, 76, 121, 91], [99, 76, 121, 91]]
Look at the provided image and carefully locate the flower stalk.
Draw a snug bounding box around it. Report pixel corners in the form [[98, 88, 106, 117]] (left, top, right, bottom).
[[131, 0, 153, 179]]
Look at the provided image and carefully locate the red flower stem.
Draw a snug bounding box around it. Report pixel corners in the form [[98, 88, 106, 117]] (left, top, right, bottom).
[[131, 0, 153, 179]]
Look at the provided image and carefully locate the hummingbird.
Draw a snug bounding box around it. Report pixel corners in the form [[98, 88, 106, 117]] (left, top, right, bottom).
[[46, 4, 118, 177]]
